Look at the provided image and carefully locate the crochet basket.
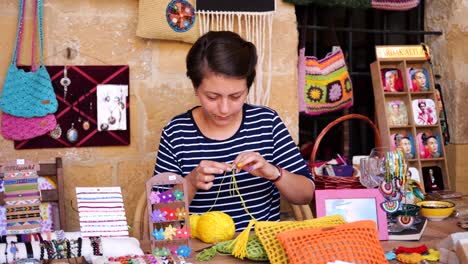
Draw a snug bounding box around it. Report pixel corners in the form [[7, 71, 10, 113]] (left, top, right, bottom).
[[254, 215, 346, 264], [276, 220, 387, 264], [310, 114, 381, 189]]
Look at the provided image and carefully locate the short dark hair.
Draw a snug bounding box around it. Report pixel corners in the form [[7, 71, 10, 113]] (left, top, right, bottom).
[[422, 133, 437, 145], [186, 31, 257, 89]]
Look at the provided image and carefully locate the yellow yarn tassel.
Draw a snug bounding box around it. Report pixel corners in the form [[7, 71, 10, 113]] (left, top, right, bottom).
[[227, 219, 256, 259]]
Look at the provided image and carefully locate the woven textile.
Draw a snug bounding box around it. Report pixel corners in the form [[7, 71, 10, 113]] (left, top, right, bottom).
[[255, 215, 346, 264], [0, 0, 58, 118], [136, 0, 199, 43], [371, 0, 420, 10], [3, 170, 42, 235], [304, 47, 353, 115], [1, 113, 56, 140], [277, 220, 387, 264]]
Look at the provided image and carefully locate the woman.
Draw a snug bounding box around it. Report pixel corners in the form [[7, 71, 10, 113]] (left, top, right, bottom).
[[412, 69, 429, 92], [394, 133, 414, 159], [154, 31, 315, 231], [421, 133, 440, 158]]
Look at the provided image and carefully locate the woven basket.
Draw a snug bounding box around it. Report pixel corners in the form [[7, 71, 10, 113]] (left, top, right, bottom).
[[310, 114, 381, 189]]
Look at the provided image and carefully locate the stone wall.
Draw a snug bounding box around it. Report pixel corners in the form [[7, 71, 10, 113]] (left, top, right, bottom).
[[0, 0, 300, 231], [425, 0, 468, 191]]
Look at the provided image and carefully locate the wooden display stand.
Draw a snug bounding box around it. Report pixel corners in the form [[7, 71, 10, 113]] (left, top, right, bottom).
[[0, 158, 66, 230], [370, 45, 450, 192], [145, 173, 191, 253]]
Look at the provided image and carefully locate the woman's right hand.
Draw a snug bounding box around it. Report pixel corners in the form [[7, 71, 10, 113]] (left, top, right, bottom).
[[187, 160, 232, 190]]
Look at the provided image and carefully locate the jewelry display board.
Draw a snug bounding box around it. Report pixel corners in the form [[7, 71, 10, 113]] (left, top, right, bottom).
[[370, 45, 450, 192], [14, 65, 130, 149]]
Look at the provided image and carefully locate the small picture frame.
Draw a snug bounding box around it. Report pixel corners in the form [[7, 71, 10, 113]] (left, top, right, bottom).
[[381, 68, 403, 92], [422, 166, 444, 192], [412, 99, 438, 125], [390, 133, 415, 159], [416, 132, 442, 159], [407, 68, 430, 92], [315, 189, 388, 240], [386, 100, 408, 126]]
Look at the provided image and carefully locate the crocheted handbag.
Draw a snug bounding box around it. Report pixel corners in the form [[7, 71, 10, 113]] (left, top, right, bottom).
[[277, 220, 387, 264], [371, 0, 420, 11], [1, 113, 56, 141], [0, 0, 58, 118], [303, 47, 353, 115]]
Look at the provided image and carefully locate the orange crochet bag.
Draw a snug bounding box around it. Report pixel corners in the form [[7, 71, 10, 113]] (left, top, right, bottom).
[[254, 215, 346, 264], [277, 220, 387, 264]]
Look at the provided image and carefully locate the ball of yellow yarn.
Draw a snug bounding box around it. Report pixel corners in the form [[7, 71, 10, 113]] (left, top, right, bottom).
[[189, 214, 201, 239], [195, 211, 236, 243]]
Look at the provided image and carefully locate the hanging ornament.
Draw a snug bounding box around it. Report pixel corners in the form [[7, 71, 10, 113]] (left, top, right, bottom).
[[397, 215, 415, 229], [67, 123, 78, 143], [49, 124, 62, 139], [82, 121, 90, 131], [381, 200, 400, 213], [379, 181, 394, 196]]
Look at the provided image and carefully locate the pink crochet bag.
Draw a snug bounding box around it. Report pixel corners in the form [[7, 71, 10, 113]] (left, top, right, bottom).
[[1, 113, 57, 140]]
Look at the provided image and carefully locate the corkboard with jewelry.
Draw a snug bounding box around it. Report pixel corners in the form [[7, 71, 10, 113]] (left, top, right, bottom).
[[14, 65, 130, 149]]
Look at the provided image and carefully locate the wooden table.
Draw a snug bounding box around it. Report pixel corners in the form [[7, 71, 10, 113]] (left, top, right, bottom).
[[140, 217, 465, 263]]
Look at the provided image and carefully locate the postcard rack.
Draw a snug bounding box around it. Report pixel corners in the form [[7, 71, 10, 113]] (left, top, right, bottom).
[[370, 45, 450, 193]]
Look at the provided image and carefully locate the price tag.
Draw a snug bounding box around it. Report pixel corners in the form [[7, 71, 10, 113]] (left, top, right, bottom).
[[169, 175, 176, 181], [16, 159, 25, 165]]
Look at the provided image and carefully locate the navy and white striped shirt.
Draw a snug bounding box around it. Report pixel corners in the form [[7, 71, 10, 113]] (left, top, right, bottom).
[[154, 104, 312, 231]]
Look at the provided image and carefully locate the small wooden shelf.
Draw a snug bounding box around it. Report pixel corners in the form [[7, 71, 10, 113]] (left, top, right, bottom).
[[371, 45, 450, 193]]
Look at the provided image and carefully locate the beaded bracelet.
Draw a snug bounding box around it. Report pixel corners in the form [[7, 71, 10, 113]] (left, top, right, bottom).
[[89, 236, 102, 256], [10, 242, 17, 262], [39, 242, 44, 260], [43, 241, 54, 260], [4, 241, 8, 264]]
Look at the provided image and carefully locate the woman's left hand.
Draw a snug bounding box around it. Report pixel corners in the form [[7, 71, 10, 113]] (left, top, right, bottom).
[[234, 152, 279, 181]]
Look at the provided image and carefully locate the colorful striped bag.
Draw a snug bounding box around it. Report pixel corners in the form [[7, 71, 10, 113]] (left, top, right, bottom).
[[303, 47, 353, 115]]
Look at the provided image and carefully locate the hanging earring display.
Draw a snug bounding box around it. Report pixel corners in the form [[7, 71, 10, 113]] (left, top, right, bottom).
[[67, 123, 78, 143]]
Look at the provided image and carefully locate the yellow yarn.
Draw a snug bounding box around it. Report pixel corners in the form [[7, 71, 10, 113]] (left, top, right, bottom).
[[189, 214, 200, 239], [194, 211, 235, 244]]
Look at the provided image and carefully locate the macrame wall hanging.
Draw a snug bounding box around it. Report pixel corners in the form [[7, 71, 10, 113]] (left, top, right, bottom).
[[196, 0, 276, 106]]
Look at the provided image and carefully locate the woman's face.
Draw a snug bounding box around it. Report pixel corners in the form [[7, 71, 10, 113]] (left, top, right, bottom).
[[426, 137, 439, 154], [415, 72, 427, 88], [386, 72, 396, 88], [399, 138, 412, 154], [196, 74, 248, 127]]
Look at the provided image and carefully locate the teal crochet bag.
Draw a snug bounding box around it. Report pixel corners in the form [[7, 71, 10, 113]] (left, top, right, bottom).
[[0, 0, 58, 118]]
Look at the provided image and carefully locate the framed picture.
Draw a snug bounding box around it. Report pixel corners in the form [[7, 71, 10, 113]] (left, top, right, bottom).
[[315, 189, 388, 240], [381, 68, 403, 92], [407, 167, 421, 182], [412, 99, 438, 125], [390, 133, 415, 159], [386, 100, 408, 126], [416, 132, 442, 159], [422, 166, 444, 192], [407, 68, 430, 92]]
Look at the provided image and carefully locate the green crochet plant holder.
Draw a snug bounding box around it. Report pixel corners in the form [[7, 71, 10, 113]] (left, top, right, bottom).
[[196, 234, 269, 262], [0, 0, 58, 118]]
